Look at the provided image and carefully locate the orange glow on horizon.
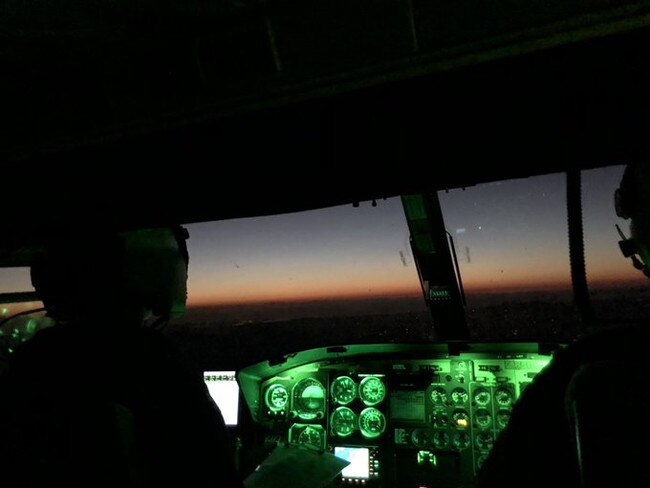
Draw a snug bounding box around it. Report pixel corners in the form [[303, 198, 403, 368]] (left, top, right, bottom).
[[187, 282, 423, 307], [186, 276, 650, 308]]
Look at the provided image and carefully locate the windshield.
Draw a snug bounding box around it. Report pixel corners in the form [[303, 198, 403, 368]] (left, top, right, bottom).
[[1, 163, 645, 367], [184, 198, 424, 317], [161, 163, 643, 361]]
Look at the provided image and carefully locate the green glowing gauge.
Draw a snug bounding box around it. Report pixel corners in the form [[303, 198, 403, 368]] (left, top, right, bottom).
[[331, 376, 357, 405], [473, 388, 491, 406], [359, 376, 386, 406], [451, 388, 468, 405], [452, 431, 471, 450], [430, 386, 447, 405], [432, 431, 449, 449], [495, 387, 513, 407], [330, 407, 357, 437], [264, 384, 289, 412], [432, 412, 449, 428], [297, 425, 325, 449], [411, 428, 431, 448], [475, 432, 494, 451], [496, 410, 511, 429], [293, 378, 326, 420], [452, 409, 470, 429], [359, 407, 386, 439], [474, 409, 492, 428]]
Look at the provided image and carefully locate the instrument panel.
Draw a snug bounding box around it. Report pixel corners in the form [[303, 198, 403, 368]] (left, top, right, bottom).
[[237, 343, 555, 487]]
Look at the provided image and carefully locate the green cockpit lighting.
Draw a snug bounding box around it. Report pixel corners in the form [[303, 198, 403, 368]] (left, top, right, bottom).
[[330, 407, 357, 437], [288, 424, 326, 451], [264, 384, 289, 412], [293, 378, 326, 420], [25, 319, 37, 335], [359, 376, 386, 406], [417, 450, 437, 467], [359, 407, 386, 439]]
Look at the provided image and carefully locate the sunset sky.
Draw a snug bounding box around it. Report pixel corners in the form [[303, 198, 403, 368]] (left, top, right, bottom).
[[182, 163, 642, 306], [0, 164, 644, 307]]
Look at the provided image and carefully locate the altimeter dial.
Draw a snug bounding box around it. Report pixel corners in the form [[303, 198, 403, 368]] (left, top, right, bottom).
[[331, 376, 356, 405], [359, 376, 386, 406], [331, 407, 357, 437]]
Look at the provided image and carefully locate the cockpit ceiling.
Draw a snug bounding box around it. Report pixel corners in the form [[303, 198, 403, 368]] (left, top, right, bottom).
[[3, 2, 650, 241]]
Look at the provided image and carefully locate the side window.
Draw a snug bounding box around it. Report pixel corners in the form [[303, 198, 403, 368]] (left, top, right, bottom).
[[0, 267, 34, 294], [583, 165, 650, 324], [0, 267, 47, 368]]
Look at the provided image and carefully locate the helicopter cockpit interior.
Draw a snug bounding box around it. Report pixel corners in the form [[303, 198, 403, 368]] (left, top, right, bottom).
[[2, 2, 650, 487]]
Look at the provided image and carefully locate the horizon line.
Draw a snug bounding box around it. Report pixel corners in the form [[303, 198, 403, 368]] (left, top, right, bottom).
[[186, 279, 648, 308]]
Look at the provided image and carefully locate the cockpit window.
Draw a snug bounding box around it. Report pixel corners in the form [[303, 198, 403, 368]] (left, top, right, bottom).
[[583, 165, 650, 324], [438, 172, 580, 341], [177, 197, 431, 367], [0, 267, 33, 294], [171, 164, 642, 354], [180, 199, 430, 356], [439, 174, 571, 294], [1, 164, 643, 364], [0, 267, 46, 367]]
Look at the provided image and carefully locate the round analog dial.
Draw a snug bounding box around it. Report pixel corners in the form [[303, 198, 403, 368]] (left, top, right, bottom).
[[495, 387, 513, 407], [331, 376, 356, 405], [473, 388, 491, 406], [432, 412, 449, 428], [451, 388, 469, 405], [411, 428, 431, 448], [496, 410, 511, 429], [474, 409, 492, 428], [430, 386, 447, 405], [433, 431, 449, 449], [265, 384, 289, 412], [359, 376, 386, 406], [359, 407, 386, 439], [475, 432, 494, 450], [330, 407, 357, 437], [452, 431, 471, 450], [298, 426, 324, 449], [452, 409, 470, 428], [293, 378, 326, 420]]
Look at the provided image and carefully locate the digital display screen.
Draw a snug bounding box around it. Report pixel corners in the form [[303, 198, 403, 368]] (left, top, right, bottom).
[[390, 390, 425, 422], [334, 447, 370, 479], [203, 371, 239, 426]]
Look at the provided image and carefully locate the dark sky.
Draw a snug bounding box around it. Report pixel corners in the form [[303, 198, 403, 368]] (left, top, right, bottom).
[[438, 164, 639, 293]]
